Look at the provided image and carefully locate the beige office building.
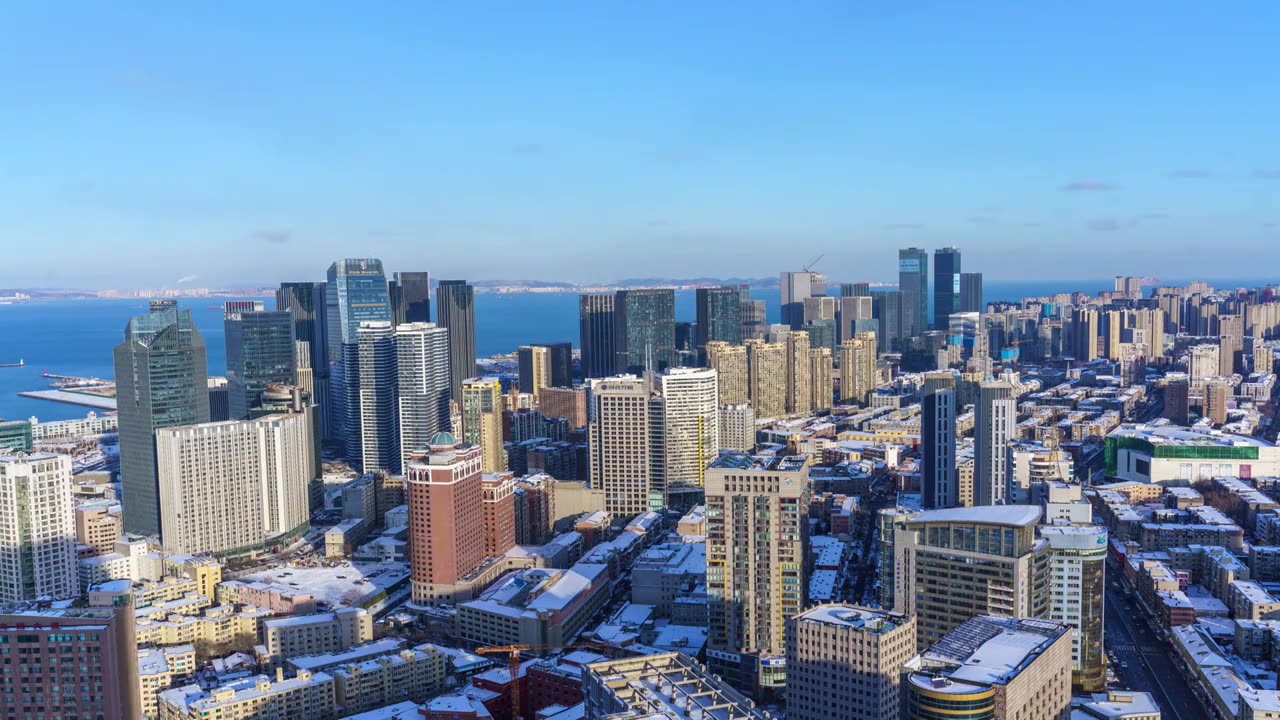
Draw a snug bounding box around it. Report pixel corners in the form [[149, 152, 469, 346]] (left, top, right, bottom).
[[707, 341, 749, 406], [787, 606, 916, 720], [745, 338, 787, 419], [892, 505, 1050, 649], [156, 414, 312, 556], [461, 377, 507, 472], [705, 452, 809, 695], [588, 375, 653, 517]]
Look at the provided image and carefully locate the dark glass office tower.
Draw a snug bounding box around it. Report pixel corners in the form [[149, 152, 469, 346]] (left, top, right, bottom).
[[870, 289, 903, 352], [933, 247, 961, 330], [695, 286, 742, 362], [740, 299, 766, 341], [898, 247, 929, 339], [389, 271, 431, 326], [435, 280, 477, 403], [840, 282, 871, 298], [543, 342, 573, 387], [326, 259, 392, 453], [277, 281, 330, 438], [225, 304, 296, 419], [579, 294, 616, 379], [614, 288, 676, 374], [114, 305, 210, 537], [921, 372, 957, 509], [959, 272, 984, 313]]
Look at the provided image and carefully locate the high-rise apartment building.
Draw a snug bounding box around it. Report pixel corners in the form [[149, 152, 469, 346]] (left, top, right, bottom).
[[809, 347, 833, 412], [959, 271, 984, 313], [115, 303, 210, 537], [706, 341, 748, 406], [838, 332, 877, 405], [461, 378, 506, 473], [436, 281, 476, 404], [327, 259, 392, 460], [156, 413, 312, 556], [787, 606, 916, 720], [517, 345, 552, 403], [741, 298, 766, 340], [1042, 524, 1107, 692], [745, 338, 786, 419], [653, 368, 719, 506], [719, 403, 755, 452], [1220, 313, 1244, 375], [975, 380, 1016, 506], [1071, 307, 1099, 362], [0, 586, 142, 720], [579, 294, 616, 379], [1165, 374, 1190, 424], [405, 433, 485, 605], [396, 322, 451, 462], [354, 322, 400, 474], [892, 505, 1049, 648], [481, 472, 516, 557], [898, 247, 929, 339], [921, 372, 958, 510], [705, 452, 810, 696], [614, 289, 676, 374], [904, 616, 1072, 720], [1189, 343, 1221, 396], [224, 303, 295, 419], [0, 453, 77, 602], [785, 330, 812, 416], [389, 271, 431, 325], [588, 376, 652, 517], [277, 281, 330, 438], [1205, 379, 1230, 425], [696, 286, 743, 360], [933, 247, 961, 330], [538, 386, 587, 428]]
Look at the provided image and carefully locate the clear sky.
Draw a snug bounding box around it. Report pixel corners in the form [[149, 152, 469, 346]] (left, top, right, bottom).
[[2, 3, 1277, 288]]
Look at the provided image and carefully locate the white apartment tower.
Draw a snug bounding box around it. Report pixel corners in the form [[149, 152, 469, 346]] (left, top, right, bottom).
[[656, 368, 720, 505], [396, 322, 452, 462], [588, 376, 653, 517], [0, 453, 77, 602], [719, 403, 756, 452], [975, 380, 1016, 505]]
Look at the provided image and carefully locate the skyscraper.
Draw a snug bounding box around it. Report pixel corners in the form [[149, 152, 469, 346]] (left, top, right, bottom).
[[870, 288, 903, 352], [706, 341, 748, 406], [1041, 523, 1108, 692], [959, 272, 984, 313], [809, 347, 833, 412], [780, 271, 824, 330], [1072, 307, 1099, 362], [786, 330, 812, 416], [156, 413, 313, 556], [588, 376, 652, 517], [740, 298, 766, 340], [653, 368, 719, 508], [921, 371, 958, 510], [695, 286, 743, 361], [541, 341, 574, 387], [933, 247, 961, 329], [840, 282, 871, 298], [705, 452, 810, 695], [436, 280, 477, 403], [326, 259, 392, 457], [389, 270, 431, 325], [579, 294, 616, 379], [719, 403, 755, 452], [1220, 313, 1244, 375], [517, 345, 552, 402], [898, 247, 929, 339], [745, 338, 787, 419], [224, 303, 296, 420], [355, 322, 400, 474], [0, 453, 77, 602], [114, 303, 210, 537], [277, 281, 330, 438], [461, 377, 506, 472], [405, 433, 485, 606], [837, 295, 874, 345], [614, 288, 676, 374], [396, 322, 452, 462], [838, 332, 877, 405], [975, 380, 1017, 506]]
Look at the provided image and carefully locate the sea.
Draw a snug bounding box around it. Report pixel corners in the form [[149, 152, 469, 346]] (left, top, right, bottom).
[[0, 277, 1259, 422]]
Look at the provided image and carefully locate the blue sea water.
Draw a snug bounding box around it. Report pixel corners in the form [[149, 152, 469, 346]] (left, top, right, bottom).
[[0, 277, 1247, 422]]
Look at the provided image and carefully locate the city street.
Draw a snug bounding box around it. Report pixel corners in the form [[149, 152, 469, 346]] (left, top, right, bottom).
[[1104, 573, 1206, 720]]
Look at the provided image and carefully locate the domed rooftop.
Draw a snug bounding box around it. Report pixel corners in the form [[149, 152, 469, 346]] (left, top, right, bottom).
[[429, 431, 458, 447]]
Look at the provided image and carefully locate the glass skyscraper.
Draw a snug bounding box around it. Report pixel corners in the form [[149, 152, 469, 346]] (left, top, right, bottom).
[[695, 286, 742, 362], [898, 247, 929, 340], [224, 303, 296, 419], [326, 259, 392, 458], [614, 288, 676, 375], [114, 304, 210, 537], [436, 280, 477, 403], [277, 281, 330, 437], [959, 272, 984, 313], [579, 294, 617, 379], [390, 271, 432, 326], [870, 289, 903, 352], [933, 247, 961, 330]]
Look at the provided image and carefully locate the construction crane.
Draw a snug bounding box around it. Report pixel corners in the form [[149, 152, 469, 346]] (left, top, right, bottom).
[[474, 641, 625, 720], [803, 253, 824, 272]]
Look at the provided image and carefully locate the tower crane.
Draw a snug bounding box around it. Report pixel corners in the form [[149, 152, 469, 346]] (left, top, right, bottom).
[[474, 640, 627, 720]]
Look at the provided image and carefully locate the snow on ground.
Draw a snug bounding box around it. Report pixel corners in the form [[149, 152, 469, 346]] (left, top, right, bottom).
[[242, 561, 410, 607]]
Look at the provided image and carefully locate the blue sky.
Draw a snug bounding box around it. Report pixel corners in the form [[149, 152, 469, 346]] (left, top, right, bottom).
[[2, 3, 1277, 288]]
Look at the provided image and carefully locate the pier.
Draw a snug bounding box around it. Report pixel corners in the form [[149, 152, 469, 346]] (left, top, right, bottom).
[[16, 390, 117, 410]]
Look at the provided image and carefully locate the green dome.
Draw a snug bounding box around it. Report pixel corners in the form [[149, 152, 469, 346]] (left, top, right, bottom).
[[430, 431, 457, 446]]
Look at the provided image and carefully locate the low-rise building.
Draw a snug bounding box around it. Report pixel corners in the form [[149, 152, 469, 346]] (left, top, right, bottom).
[[331, 643, 448, 715], [582, 652, 768, 720], [457, 563, 611, 647], [261, 608, 373, 665], [139, 645, 197, 718], [158, 669, 336, 720], [216, 580, 318, 615], [786, 606, 916, 720]]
